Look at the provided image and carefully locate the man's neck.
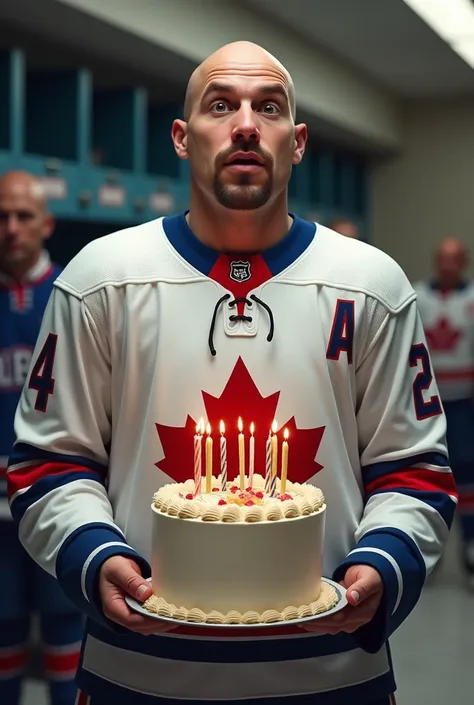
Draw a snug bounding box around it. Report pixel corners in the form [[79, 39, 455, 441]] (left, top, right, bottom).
[[1, 252, 42, 283], [186, 193, 293, 253]]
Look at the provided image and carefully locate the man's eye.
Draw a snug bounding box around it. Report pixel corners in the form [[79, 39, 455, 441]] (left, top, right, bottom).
[[211, 101, 230, 113], [261, 103, 279, 114]]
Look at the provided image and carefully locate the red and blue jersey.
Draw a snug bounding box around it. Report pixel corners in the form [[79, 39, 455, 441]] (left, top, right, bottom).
[[0, 251, 61, 518]]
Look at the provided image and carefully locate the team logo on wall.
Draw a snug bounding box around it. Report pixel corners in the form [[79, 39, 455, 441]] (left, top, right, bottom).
[[230, 260, 251, 283]]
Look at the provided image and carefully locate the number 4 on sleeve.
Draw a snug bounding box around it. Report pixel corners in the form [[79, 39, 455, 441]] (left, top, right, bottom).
[[28, 333, 58, 412]]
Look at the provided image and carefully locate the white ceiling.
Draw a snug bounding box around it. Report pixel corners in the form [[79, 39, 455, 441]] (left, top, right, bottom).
[[246, 0, 474, 96]]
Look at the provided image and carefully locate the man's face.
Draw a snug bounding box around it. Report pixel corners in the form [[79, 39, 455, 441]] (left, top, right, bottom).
[[183, 70, 306, 211], [436, 246, 466, 284], [0, 183, 52, 272]]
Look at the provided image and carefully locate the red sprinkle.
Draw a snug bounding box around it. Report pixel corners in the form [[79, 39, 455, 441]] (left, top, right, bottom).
[[230, 486, 239, 494], [212, 487, 220, 492], [245, 500, 255, 506], [185, 493, 194, 500], [218, 499, 227, 506], [279, 493, 293, 501], [255, 491, 264, 499]]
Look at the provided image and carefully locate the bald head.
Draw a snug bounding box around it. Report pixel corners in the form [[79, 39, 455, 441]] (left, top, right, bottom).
[[329, 217, 359, 239], [0, 170, 53, 280], [0, 170, 46, 207], [184, 41, 296, 121], [436, 237, 467, 259], [435, 237, 469, 289]]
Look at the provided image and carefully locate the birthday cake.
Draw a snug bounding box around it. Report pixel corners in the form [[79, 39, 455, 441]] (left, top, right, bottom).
[[144, 419, 337, 625]]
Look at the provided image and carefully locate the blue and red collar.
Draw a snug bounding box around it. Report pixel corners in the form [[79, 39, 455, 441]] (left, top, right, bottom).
[[162, 211, 317, 298]]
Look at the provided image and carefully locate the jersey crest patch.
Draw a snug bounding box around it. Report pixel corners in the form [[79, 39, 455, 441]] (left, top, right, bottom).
[[230, 260, 251, 283]]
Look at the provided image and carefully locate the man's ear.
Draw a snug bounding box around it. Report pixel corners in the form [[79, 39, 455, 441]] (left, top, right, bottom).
[[171, 119, 189, 160], [292, 123, 307, 165]]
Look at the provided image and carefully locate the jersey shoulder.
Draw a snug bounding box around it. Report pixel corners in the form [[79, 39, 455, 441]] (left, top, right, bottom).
[[295, 225, 416, 313], [54, 218, 191, 299]]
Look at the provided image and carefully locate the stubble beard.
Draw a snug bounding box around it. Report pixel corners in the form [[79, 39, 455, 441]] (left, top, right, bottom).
[[213, 173, 273, 211]]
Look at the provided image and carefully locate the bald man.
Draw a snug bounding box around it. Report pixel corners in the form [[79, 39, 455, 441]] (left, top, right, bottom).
[[7, 44, 454, 705], [329, 217, 360, 240], [414, 238, 474, 587], [0, 171, 83, 705]]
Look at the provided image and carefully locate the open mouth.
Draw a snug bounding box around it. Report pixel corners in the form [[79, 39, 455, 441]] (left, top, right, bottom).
[[225, 152, 265, 168]]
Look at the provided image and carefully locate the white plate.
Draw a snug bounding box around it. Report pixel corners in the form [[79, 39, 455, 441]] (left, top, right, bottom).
[[125, 577, 347, 629]]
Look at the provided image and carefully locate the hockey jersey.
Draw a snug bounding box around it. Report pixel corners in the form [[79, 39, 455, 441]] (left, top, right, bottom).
[[414, 281, 474, 401], [8, 214, 457, 704], [0, 251, 61, 520]]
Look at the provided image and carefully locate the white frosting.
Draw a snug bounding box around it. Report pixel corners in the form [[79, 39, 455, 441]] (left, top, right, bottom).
[[152, 474, 325, 523], [150, 474, 327, 617]]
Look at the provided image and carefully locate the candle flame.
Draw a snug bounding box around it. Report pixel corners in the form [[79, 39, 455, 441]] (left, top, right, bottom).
[[238, 416, 243, 433], [250, 421, 255, 435], [196, 423, 200, 434], [271, 419, 278, 434], [206, 422, 211, 435], [199, 418, 205, 434], [284, 428, 289, 440], [220, 420, 225, 434]]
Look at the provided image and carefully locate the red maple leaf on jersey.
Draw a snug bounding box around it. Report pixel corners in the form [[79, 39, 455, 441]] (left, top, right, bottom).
[[425, 317, 462, 352], [155, 357, 325, 485]]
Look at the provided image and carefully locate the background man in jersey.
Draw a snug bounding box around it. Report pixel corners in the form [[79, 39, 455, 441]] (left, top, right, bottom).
[[328, 217, 359, 239], [7, 44, 456, 705], [0, 171, 83, 705], [415, 238, 474, 587]]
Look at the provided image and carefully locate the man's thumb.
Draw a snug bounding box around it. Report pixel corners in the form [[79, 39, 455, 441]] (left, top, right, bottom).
[[106, 557, 153, 602], [345, 572, 380, 607]]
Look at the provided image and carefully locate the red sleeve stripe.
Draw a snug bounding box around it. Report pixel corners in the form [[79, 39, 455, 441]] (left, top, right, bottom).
[[0, 647, 28, 674], [44, 649, 81, 676], [365, 467, 458, 498], [7, 461, 103, 498]]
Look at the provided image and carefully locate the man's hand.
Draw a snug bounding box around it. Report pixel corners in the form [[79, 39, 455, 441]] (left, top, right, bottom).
[[99, 555, 175, 635], [300, 565, 384, 634]]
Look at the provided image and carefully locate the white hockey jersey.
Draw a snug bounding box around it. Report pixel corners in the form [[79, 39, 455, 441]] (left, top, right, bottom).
[[414, 281, 474, 401], [8, 213, 457, 705]]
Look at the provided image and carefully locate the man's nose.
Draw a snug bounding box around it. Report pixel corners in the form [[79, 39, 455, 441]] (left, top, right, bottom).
[[231, 106, 261, 144]]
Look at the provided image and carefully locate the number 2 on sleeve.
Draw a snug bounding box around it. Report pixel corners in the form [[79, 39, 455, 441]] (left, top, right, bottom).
[[28, 333, 58, 412], [409, 342, 442, 420]]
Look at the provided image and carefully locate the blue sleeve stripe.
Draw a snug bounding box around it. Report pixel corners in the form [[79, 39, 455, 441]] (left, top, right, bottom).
[[368, 488, 456, 528], [362, 452, 449, 482], [9, 442, 108, 474], [360, 527, 426, 582], [333, 527, 426, 653], [10, 471, 104, 523], [56, 523, 151, 632]]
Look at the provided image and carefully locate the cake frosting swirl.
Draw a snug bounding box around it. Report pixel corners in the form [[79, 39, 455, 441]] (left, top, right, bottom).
[[152, 473, 325, 523]]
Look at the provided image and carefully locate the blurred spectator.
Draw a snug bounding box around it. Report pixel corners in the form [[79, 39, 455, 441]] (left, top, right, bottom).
[[0, 171, 83, 705], [328, 217, 359, 239], [414, 238, 474, 588]]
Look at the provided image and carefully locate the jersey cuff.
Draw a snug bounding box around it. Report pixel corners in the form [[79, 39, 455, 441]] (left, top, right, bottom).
[[56, 523, 151, 633], [333, 528, 425, 653]]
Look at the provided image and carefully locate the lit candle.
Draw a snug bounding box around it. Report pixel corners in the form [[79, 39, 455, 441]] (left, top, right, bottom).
[[220, 420, 227, 492], [206, 423, 213, 493], [194, 421, 203, 496], [265, 430, 272, 494], [270, 420, 278, 497], [249, 422, 255, 488], [238, 416, 245, 490], [280, 428, 289, 495]]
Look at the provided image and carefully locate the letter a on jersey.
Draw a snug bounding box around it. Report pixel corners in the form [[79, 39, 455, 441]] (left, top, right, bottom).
[[326, 299, 355, 364]]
